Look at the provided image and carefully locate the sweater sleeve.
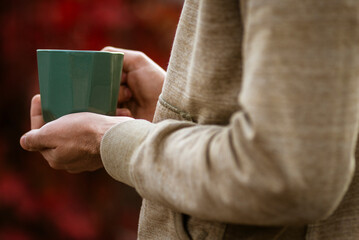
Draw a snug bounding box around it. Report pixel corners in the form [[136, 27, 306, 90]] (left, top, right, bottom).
[[100, 0, 359, 225]]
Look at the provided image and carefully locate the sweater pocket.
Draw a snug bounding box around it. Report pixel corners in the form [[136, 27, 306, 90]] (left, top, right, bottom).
[[176, 214, 226, 240]]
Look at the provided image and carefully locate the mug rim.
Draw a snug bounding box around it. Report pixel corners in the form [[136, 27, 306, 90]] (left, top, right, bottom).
[[37, 49, 124, 55]]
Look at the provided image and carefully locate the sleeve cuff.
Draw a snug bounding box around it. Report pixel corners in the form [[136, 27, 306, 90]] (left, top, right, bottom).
[[100, 119, 154, 187]]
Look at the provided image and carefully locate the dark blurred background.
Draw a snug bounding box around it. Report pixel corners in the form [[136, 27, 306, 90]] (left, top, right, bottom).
[[0, 0, 182, 239]]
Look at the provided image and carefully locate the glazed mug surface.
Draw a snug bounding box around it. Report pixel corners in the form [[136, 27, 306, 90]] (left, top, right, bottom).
[[37, 49, 123, 122]]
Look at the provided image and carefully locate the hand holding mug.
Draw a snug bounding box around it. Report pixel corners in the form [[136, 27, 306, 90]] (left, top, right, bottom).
[[103, 47, 166, 122], [21, 95, 132, 173]]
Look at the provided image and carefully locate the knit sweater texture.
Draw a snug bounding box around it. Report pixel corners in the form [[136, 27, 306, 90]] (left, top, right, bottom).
[[101, 0, 359, 239]]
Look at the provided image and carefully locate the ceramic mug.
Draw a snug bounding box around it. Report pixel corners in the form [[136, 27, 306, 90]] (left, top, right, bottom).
[[37, 49, 124, 122]]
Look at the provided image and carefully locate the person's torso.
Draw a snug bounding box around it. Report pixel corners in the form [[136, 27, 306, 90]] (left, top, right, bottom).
[[141, 0, 359, 239]]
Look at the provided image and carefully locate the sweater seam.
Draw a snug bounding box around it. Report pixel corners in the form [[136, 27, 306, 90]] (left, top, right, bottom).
[[158, 95, 193, 121]]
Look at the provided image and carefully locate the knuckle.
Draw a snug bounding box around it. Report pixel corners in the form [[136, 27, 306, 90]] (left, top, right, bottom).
[[37, 127, 49, 139], [134, 51, 146, 60], [102, 46, 115, 52]]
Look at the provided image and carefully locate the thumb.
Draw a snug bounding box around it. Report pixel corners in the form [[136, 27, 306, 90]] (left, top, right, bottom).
[[20, 129, 52, 151], [30, 94, 45, 129]]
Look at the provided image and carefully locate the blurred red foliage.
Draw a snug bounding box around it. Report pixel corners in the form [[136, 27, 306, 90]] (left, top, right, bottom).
[[0, 0, 182, 239]]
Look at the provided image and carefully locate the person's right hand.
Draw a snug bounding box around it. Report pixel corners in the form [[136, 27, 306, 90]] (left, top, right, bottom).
[[102, 47, 166, 122]]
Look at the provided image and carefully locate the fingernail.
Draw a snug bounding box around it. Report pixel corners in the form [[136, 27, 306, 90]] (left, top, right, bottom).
[[117, 108, 132, 117], [20, 135, 27, 149], [119, 109, 128, 115]]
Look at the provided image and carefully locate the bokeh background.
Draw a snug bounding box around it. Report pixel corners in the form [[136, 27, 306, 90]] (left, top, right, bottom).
[[0, 0, 182, 239]]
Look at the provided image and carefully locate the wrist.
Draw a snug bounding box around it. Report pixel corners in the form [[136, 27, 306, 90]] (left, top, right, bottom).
[[90, 115, 134, 156]]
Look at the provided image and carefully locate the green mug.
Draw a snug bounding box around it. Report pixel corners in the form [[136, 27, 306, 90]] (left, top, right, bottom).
[[37, 49, 124, 122]]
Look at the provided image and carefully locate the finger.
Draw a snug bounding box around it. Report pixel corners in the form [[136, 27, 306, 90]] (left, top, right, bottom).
[[20, 129, 55, 151], [121, 72, 128, 84], [40, 149, 66, 170], [30, 94, 45, 129], [118, 85, 132, 103], [102, 46, 146, 72], [41, 149, 101, 173], [116, 108, 133, 117], [63, 161, 101, 174]]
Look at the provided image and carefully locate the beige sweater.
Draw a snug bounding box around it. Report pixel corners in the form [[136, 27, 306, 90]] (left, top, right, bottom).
[[101, 0, 359, 239]]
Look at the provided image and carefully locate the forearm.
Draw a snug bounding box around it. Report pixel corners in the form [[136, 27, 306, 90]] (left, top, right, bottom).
[[101, 102, 357, 225]]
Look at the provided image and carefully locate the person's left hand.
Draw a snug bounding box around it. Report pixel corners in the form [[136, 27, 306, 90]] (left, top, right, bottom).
[[20, 95, 133, 173]]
